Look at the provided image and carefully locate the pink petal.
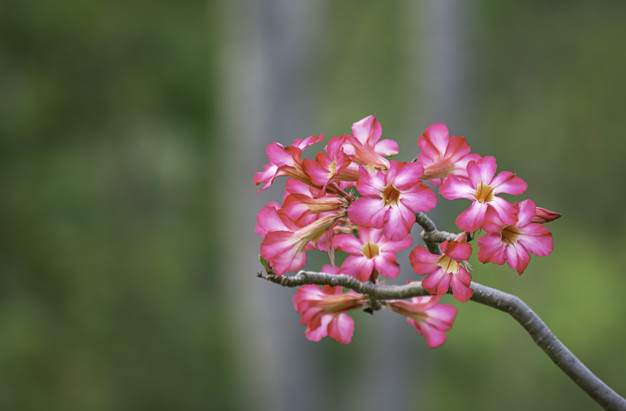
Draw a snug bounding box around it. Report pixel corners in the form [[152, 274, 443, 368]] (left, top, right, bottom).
[[516, 199, 537, 226], [456, 201, 488, 232], [375, 139, 400, 157], [261, 231, 307, 276], [400, 183, 437, 213], [266, 142, 297, 167], [355, 166, 386, 196], [333, 234, 364, 255], [348, 196, 386, 228], [518, 224, 553, 257], [439, 175, 475, 200], [505, 242, 531, 275], [409, 246, 439, 275], [294, 134, 324, 151], [305, 315, 332, 342], [383, 204, 415, 240], [352, 115, 382, 145], [478, 156, 498, 184], [387, 161, 424, 188], [328, 314, 355, 344], [482, 207, 504, 232], [409, 319, 447, 348], [343, 255, 375, 281], [443, 241, 472, 261], [422, 269, 450, 295], [489, 197, 517, 226], [491, 171, 527, 195], [380, 235, 413, 253], [450, 272, 473, 302], [374, 256, 400, 279], [477, 233, 506, 265], [418, 123, 450, 158], [444, 135, 472, 162]]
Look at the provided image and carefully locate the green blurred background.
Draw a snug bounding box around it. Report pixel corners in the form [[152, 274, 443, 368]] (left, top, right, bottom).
[[1, 1, 625, 410]]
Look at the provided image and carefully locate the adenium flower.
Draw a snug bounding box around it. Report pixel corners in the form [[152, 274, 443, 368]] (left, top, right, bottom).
[[409, 240, 473, 302], [333, 227, 413, 282], [260, 209, 343, 276], [439, 156, 527, 232], [348, 161, 437, 240], [386, 296, 457, 348], [342, 115, 399, 171], [417, 123, 482, 186], [281, 193, 348, 226], [302, 136, 358, 193], [477, 199, 554, 275], [293, 284, 367, 344], [253, 134, 324, 193]]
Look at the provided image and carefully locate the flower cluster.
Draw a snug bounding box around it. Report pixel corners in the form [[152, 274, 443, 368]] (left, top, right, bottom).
[[255, 116, 559, 346]]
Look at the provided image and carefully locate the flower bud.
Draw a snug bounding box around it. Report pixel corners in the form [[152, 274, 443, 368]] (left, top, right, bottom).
[[531, 207, 562, 224]]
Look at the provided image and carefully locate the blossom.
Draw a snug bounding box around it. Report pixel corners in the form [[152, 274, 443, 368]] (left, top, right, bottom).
[[281, 192, 348, 226], [260, 209, 343, 276], [409, 241, 473, 302], [302, 136, 358, 193], [477, 199, 554, 274], [439, 156, 527, 232], [333, 227, 413, 282], [253, 134, 324, 193], [386, 296, 457, 348], [417, 123, 481, 186], [342, 115, 399, 171], [348, 161, 437, 240], [293, 284, 366, 344]]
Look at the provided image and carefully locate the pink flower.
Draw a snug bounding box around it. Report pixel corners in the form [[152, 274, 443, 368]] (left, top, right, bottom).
[[439, 156, 527, 232], [253, 134, 324, 193], [477, 199, 554, 275], [260, 209, 343, 276], [417, 123, 481, 186], [386, 296, 457, 348], [293, 285, 366, 344], [281, 193, 348, 226], [333, 227, 413, 282], [255, 202, 292, 238], [342, 115, 399, 171], [409, 241, 473, 302], [348, 161, 437, 240], [302, 136, 358, 193]]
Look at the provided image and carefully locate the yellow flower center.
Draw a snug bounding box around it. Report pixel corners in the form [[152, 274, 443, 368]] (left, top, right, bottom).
[[382, 184, 401, 206], [436, 254, 460, 274], [328, 160, 337, 177], [501, 225, 520, 245], [361, 242, 380, 259], [474, 183, 495, 203]]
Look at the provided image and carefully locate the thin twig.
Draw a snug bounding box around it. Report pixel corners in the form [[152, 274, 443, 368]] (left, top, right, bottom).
[[258, 212, 626, 410]]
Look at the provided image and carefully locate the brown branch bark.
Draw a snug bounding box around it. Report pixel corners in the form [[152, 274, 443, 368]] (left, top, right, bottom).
[[257, 212, 626, 410]]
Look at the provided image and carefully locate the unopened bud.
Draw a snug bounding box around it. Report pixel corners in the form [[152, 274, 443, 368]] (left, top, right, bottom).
[[531, 207, 562, 224]]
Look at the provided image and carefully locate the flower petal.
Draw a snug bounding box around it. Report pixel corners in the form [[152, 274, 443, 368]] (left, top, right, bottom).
[[328, 314, 355, 344], [518, 224, 553, 257], [383, 204, 415, 240], [477, 233, 506, 265], [491, 171, 527, 195], [439, 175, 475, 200], [456, 201, 488, 232], [348, 196, 386, 228]]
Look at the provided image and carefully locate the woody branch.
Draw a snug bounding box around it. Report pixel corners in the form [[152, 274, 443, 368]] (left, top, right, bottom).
[[258, 212, 626, 411]]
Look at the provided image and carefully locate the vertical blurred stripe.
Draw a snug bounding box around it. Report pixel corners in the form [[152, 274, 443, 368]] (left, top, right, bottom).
[[217, 1, 324, 410]]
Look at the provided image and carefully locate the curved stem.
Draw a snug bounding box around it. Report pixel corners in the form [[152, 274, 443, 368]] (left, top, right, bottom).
[[259, 272, 626, 410], [257, 212, 626, 409]]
